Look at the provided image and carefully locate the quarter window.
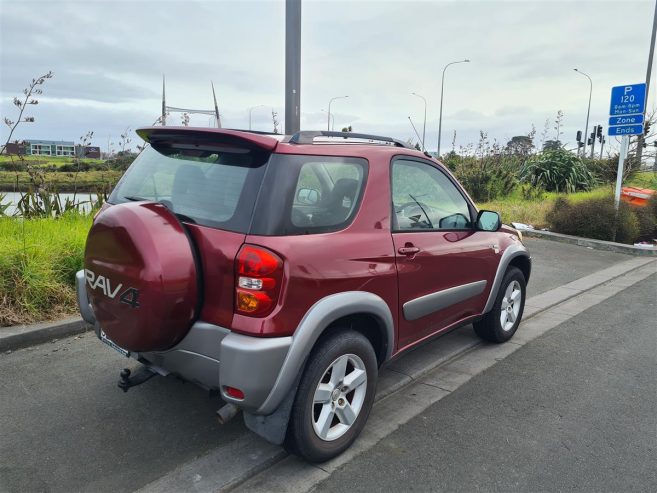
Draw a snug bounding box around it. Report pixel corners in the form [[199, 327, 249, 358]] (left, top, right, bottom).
[[392, 159, 472, 231]]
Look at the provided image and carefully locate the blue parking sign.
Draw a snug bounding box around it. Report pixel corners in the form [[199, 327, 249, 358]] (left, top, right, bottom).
[[608, 124, 643, 136], [609, 83, 646, 116]]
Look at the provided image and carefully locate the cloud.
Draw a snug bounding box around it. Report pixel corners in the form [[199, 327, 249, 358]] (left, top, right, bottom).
[[1, 0, 655, 155]]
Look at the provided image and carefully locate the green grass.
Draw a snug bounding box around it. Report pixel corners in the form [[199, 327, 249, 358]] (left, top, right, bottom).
[[0, 213, 93, 326], [478, 186, 614, 228], [0, 170, 122, 192], [626, 170, 657, 189]]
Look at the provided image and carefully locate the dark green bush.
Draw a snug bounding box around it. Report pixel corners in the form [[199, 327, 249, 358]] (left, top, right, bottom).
[[520, 149, 596, 193], [453, 160, 516, 202], [633, 195, 657, 242], [547, 195, 640, 244], [586, 157, 619, 184]]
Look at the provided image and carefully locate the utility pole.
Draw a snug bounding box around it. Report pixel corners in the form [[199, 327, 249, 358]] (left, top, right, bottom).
[[637, 0, 657, 164], [161, 75, 166, 126], [211, 81, 221, 128], [285, 0, 301, 135]]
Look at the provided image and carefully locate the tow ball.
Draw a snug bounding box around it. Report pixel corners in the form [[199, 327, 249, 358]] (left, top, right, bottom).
[[118, 366, 158, 392]]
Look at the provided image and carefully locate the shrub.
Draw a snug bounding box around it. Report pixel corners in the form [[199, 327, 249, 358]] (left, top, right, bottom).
[[454, 160, 516, 202], [633, 195, 657, 242], [519, 183, 545, 201], [520, 149, 596, 193], [586, 157, 620, 184], [0, 212, 92, 326], [546, 195, 639, 244]]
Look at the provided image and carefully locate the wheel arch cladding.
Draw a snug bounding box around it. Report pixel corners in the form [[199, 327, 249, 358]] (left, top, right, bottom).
[[483, 243, 531, 314], [255, 291, 394, 415], [509, 255, 531, 284]]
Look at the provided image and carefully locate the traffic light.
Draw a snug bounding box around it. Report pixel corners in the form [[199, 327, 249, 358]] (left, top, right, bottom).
[[596, 125, 603, 138], [576, 130, 582, 142], [644, 121, 652, 135]]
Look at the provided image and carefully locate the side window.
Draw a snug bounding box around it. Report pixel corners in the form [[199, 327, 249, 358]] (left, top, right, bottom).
[[392, 159, 472, 231], [291, 161, 364, 229]]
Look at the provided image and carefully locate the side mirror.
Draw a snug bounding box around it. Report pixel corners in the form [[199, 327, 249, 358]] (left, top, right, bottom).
[[476, 210, 501, 231], [296, 188, 320, 205]]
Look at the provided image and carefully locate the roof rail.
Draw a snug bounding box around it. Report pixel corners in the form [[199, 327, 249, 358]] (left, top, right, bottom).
[[289, 131, 411, 149]]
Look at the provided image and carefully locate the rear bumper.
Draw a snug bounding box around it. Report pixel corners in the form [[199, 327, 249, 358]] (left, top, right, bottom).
[[77, 270, 292, 414], [76, 270, 96, 325], [139, 327, 291, 414]]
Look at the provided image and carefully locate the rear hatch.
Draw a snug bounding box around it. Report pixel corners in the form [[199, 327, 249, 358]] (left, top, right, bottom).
[[84, 127, 277, 351]]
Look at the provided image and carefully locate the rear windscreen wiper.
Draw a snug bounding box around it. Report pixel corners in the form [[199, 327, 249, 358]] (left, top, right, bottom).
[[122, 196, 196, 224]]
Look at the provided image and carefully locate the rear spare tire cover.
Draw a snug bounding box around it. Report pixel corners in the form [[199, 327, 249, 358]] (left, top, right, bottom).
[[84, 202, 199, 352]]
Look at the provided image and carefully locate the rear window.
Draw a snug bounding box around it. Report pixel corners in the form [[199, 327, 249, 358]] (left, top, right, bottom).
[[109, 145, 269, 232], [250, 154, 367, 235]]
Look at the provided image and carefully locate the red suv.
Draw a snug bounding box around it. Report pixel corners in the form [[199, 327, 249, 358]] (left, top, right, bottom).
[[77, 128, 530, 462]]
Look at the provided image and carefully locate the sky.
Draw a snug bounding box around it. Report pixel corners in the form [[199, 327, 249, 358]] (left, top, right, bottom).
[[1, 0, 656, 155]]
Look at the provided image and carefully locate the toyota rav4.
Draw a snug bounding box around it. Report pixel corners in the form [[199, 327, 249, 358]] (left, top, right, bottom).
[[77, 128, 530, 462]]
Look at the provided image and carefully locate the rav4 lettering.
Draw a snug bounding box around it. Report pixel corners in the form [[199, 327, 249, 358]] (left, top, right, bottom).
[[85, 269, 139, 308]]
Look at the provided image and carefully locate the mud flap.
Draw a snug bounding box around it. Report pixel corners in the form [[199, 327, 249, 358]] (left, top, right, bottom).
[[242, 374, 301, 445]]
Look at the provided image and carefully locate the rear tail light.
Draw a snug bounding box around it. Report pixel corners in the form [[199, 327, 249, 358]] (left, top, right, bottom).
[[235, 245, 283, 317]]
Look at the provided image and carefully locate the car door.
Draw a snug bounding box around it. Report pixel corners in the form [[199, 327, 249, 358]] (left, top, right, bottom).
[[391, 157, 499, 350]]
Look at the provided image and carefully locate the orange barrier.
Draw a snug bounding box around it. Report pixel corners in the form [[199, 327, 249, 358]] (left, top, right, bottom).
[[620, 187, 655, 207]]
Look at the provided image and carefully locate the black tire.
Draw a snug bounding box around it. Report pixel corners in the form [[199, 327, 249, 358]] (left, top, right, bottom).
[[473, 266, 526, 343], [285, 329, 378, 463]]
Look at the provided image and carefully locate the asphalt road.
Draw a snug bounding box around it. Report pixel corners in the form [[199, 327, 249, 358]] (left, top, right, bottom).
[[0, 239, 638, 492], [316, 274, 657, 492]]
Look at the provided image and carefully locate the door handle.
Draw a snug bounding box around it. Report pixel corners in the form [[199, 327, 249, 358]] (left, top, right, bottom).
[[398, 246, 420, 256]]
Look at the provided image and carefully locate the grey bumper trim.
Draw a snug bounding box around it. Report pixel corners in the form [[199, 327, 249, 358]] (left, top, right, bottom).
[[76, 269, 96, 325]]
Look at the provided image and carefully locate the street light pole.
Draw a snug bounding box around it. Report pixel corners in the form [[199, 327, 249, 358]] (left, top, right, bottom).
[[437, 59, 470, 157], [327, 96, 348, 131], [574, 68, 592, 157], [321, 110, 335, 131], [411, 92, 427, 151], [248, 105, 266, 130]]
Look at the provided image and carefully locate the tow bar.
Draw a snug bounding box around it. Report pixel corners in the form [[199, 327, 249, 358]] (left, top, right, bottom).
[[118, 366, 158, 392]]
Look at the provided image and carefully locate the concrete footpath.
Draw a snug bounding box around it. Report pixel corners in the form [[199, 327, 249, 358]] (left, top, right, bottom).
[[242, 274, 657, 493]]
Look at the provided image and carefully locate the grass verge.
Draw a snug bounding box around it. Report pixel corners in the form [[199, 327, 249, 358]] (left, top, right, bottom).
[[0, 213, 92, 327], [478, 186, 613, 228]]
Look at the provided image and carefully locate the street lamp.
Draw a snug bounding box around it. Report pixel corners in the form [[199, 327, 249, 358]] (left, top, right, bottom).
[[411, 92, 427, 151], [248, 105, 267, 130], [321, 109, 335, 131], [328, 96, 348, 131], [437, 59, 470, 157], [573, 68, 592, 157]]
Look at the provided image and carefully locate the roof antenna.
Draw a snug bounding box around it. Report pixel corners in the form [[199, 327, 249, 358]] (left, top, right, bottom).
[[211, 81, 221, 128]]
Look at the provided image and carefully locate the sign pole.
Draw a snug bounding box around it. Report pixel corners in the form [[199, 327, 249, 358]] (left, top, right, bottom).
[[614, 135, 630, 209]]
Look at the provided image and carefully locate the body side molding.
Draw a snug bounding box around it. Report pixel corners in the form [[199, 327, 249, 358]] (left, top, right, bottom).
[[256, 291, 395, 415], [403, 280, 487, 321]]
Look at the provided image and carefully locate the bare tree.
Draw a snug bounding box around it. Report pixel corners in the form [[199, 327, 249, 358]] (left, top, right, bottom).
[[2, 71, 53, 155]]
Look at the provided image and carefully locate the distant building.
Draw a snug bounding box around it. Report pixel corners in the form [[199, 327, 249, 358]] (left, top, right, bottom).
[[4, 139, 101, 159]]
